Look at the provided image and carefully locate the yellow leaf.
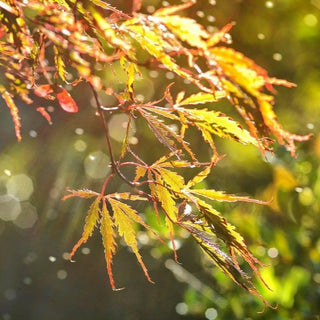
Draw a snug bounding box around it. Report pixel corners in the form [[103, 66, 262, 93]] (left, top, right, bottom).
[[70, 197, 101, 260], [154, 167, 185, 194], [190, 189, 266, 204], [148, 171, 177, 222], [181, 107, 258, 146], [100, 200, 117, 290], [62, 188, 99, 200], [178, 91, 226, 106], [186, 164, 212, 188], [124, 21, 190, 79], [134, 166, 147, 182], [109, 198, 153, 283], [156, 15, 209, 50], [153, 1, 195, 16]]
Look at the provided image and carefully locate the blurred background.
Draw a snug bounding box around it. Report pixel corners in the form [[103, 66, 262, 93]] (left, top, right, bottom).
[[0, 0, 319, 319]]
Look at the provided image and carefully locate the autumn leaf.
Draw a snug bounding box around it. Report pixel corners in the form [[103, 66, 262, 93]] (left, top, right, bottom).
[[55, 86, 79, 113], [69, 197, 101, 260], [100, 200, 117, 290], [1, 90, 21, 141]]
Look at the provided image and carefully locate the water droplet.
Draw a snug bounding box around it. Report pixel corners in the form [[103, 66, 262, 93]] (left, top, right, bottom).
[[165, 72, 175, 80], [306, 123, 314, 129], [196, 11, 205, 18], [81, 247, 90, 255], [84, 151, 111, 179], [75, 128, 84, 135], [23, 277, 32, 285], [62, 252, 70, 260], [207, 15, 216, 22], [257, 33, 265, 40], [265, 1, 274, 8], [149, 70, 159, 78], [209, 0, 216, 5], [146, 5, 155, 13], [4, 169, 11, 176], [57, 269, 68, 280], [267, 247, 278, 258], [176, 302, 188, 315], [29, 130, 37, 138], [48, 256, 56, 262], [205, 308, 218, 320], [74, 139, 87, 152], [272, 53, 282, 61]]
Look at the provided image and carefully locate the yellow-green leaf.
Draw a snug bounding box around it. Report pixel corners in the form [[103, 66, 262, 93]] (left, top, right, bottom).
[[70, 196, 101, 260], [100, 200, 117, 290], [178, 91, 226, 106]]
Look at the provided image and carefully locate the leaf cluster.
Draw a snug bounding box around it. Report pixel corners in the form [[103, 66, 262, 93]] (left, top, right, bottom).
[[0, 0, 311, 305]]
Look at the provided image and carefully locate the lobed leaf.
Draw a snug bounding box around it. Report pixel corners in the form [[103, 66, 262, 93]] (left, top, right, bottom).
[[69, 197, 101, 260]]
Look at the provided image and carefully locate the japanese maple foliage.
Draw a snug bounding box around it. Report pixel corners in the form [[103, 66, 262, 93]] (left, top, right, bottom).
[[0, 0, 311, 306]]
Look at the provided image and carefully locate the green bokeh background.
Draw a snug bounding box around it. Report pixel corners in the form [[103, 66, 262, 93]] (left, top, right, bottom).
[[0, 1, 319, 319]]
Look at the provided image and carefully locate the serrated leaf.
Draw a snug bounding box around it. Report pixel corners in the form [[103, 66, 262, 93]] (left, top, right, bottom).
[[134, 166, 147, 182], [186, 164, 212, 188], [154, 167, 185, 194], [36, 107, 52, 124], [62, 189, 100, 200], [157, 15, 209, 50], [70, 197, 101, 260], [259, 99, 311, 157], [181, 107, 258, 146], [1, 90, 21, 141], [124, 22, 190, 79], [153, 1, 195, 16], [190, 189, 266, 204], [109, 198, 153, 284], [108, 192, 147, 201], [178, 91, 226, 106], [100, 200, 117, 290], [54, 46, 67, 82]]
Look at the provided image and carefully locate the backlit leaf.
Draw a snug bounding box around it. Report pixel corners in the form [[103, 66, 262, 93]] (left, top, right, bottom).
[[70, 197, 101, 260], [100, 200, 117, 290], [109, 197, 153, 284], [56, 86, 79, 113], [1, 90, 21, 141]]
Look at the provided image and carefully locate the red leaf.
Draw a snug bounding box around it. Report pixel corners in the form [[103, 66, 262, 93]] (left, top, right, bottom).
[[34, 84, 54, 99], [55, 86, 78, 113], [36, 107, 52, 124]]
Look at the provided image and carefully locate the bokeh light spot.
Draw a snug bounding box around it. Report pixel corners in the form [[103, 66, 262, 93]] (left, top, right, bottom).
[[268, 247, 279, 258], [108, 114, 136, 142], [176, 302, 188, 315], [6, 174, 34, 201], [57, 269, 68, 280], [84, 151, 111, 179], [304, 14, 318, 27], [13, 202, 38, 229], [0, 194, 21, 221], [205, 308, 218, 320]]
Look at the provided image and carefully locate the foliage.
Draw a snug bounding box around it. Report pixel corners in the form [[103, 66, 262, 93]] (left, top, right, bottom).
[[0, 0, 311, 305]]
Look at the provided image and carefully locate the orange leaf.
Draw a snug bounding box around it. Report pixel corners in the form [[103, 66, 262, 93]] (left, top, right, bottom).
[[34, 84, 54, 98], [2, 91, 21, 141], [56, 86, 78, 113], [36, 107, 52, 125]]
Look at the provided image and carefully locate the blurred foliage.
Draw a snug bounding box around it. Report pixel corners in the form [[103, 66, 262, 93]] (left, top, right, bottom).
[[0, 0, 319, 319]]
